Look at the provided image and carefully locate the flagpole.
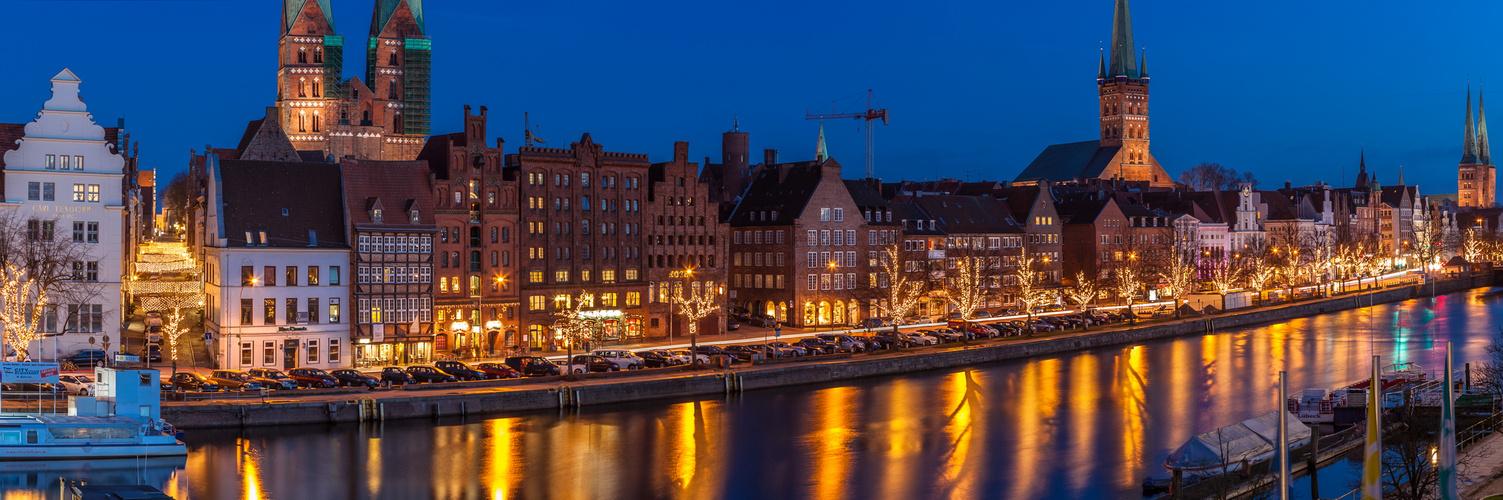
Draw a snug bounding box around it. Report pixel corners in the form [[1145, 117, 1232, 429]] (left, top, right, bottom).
[[1440, 341, 1458, 500], [1362, 354, 1383, 500], [1278, 370, 1290, 500]]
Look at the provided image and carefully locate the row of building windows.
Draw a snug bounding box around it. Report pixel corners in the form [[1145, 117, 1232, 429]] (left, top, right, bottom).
[[357, 297, 433, 324], [43, 154, 85, 171], [657, 215, 706, 226], [239, 339, 339, 367], [732, 274, 785, 289], [240, 266, 339, 287], [806, 251, 859, 268], [734, 230, 784, 245], [523, 268, 636, 284], [527, 292, 641, 311], [32, 304, 104, 333], [652, 235, 713, 246], [357, 266, 431, 284], [646, 281, 717, 305], [733, 252, 785, 267], [806, 229, 858, 247], [358, 235, 433, 254], [239, 298, 340, 325], [526, 172, 638, 190], [26, 182, 55, 201], [647, 254, 715, 269], [806, 273, 860, 291]]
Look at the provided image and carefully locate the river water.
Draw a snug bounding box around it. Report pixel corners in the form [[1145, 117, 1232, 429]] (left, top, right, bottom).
[[7, 289, 1503, 500]]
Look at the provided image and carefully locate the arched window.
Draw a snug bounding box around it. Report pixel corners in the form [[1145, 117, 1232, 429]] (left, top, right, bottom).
[[362, 109, 371, 125], [297, 111, 306, 132], [470, 251, 481, 272], [388, 79, 399, 99], [298, 78, 307, 98], [314, 47, 323, 63], [298, 48, 307, 63], [311, 111, 320, 132], [389, 50, 399, 66], [312, 79, 321, 97], [393, 113, 403, 133]]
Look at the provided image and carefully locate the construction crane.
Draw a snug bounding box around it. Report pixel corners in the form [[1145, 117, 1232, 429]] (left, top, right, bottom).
[[805, 89, 889, 179]]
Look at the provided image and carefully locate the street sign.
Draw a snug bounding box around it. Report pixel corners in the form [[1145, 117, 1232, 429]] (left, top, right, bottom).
[[1, 362, 59, 384], [774, 325, 781, 338]]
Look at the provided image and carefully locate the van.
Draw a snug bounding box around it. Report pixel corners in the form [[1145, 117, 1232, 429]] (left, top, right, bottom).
[[591, 350, 645, 370]]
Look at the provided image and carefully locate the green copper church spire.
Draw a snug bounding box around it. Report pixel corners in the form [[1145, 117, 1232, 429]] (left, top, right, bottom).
[[1465, 87, 1480, 164], [816, 123, 829, 162], [1480, 91, 1493, 165], [1108, 0, 1138, 78]]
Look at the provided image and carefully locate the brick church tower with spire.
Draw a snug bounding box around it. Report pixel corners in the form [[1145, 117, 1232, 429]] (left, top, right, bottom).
[[1459, 87, 1496, 208], [1016, 0, 1174, 187], [274, 0, 430, 161]]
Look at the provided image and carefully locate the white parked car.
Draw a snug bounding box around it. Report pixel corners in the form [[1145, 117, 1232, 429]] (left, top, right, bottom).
[[908, 332, 939, 346], [670, 350, 709, 364], [764, 342, 808, 357], [58, 374, 94, 396], [591, 350, 645, 370]]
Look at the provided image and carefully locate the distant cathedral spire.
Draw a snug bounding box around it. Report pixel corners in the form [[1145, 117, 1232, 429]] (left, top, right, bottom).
[[1480, 91, 1493, 165], [1108, 0, 1137, 78], [815, 122, 828, 162], [1355, 149, 1369, 189], [1465, 87, 1480, 164]]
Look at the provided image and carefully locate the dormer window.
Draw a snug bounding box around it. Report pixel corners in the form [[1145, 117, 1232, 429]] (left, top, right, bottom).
[[372, 209, 383, 222], [409, 210, 419, 223]]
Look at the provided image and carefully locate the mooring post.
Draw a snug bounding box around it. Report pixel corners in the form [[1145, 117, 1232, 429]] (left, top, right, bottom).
[[1170, 469, 1182, 499], [1307, 424, 1320, 499]]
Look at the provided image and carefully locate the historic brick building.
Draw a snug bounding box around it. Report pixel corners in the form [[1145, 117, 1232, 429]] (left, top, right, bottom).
[[340, 158, 435, 367], [1459, 88, 1495, 208], [417, 106, 519, 353], [1014, 0, 1173, 187], [645, 142, 728, 338], [506, 134, 650, 349], [275, 0, 429, 161]]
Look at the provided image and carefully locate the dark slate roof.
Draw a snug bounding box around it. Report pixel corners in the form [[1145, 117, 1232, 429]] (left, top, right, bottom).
[[1055, 198, 1112, 224], [1259, 191, 1302, 220], [913, 195, 1024, 234], [218, 159, 348, 248], [417, 133, 463, 180], [1015, 140, 1119, 183], [891, 202, 945, 235], [1380, 185, 1416, 206], [297, 150, 329, 163], [728, 162, 826, 227], [994, 185, 1048, 221], [340, 159, 436, 230], [235, 118, 264, 153]]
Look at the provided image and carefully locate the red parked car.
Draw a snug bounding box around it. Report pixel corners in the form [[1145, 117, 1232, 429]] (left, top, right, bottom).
[[286, 368, 339, 388], [475, 363, 522, 379]]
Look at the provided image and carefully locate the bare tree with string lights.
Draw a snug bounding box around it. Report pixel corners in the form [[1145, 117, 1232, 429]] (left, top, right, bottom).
[[672, 276, 719, 367]]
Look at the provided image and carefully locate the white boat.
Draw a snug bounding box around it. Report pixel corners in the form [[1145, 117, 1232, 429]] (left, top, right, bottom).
[[0, 414, 184, 459], [1287, 362, 1427, 425], [1164, 411, 1311, 479], [0, 366, 186, 460]]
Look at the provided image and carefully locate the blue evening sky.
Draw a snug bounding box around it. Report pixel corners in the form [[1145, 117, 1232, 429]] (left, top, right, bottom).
[[0, 0, 1495, 194]]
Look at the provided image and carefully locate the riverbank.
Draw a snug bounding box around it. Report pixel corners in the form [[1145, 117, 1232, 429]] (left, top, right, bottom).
[[162, 274, 1495, 429]]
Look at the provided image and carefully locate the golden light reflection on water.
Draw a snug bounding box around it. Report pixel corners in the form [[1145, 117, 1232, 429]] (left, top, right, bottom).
[[484, 418, 515, 500], [366, 434, 382, 498], [808, 385, 856, 500], [238, 438, 261, 500], [1117, 345, 1146, 486], [1067, 353, 1097, 493], [1009, 357, 1061, 499], [879, 378, 919, 498], [937, 370, 982, 499]]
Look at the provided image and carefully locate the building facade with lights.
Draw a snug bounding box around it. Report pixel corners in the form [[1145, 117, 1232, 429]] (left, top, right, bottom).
[[645, 142, 728, 338], [0, 70, 133, 360], [506, 134, 650, 349], [199, 158, 351, 370], [341, 158, 436, 367], [416, 106, 520, 354]]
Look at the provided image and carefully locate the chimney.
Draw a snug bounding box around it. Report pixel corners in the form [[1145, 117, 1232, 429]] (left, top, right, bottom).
[[764, 149, 778, 165]]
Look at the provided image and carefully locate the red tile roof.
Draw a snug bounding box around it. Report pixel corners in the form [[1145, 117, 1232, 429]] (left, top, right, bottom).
[[339, 158, 436, 229]]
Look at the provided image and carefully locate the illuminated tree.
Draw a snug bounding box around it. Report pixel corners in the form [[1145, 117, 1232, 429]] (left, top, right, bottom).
[[161, 308, 188, 377], [0, 264, 48, 361], [673, 277, 720, 366], [1110, 258, 1144, 322], [1464, 228, 1486, 263], [1159, 255, 1199, 317], [1240, 238, 1277, 306], [872, 243, 926, 331], [1205, 256, 1242, 298], [1011, 255, 1053, 324], [944, 254, 989, 325], [1065, 271, 1099, 310], [553, 291, 596, 376]]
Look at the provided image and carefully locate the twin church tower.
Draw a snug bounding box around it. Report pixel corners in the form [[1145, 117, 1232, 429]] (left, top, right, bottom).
[[1459, 88, 1496, 207], [274, 0, 430, 161]]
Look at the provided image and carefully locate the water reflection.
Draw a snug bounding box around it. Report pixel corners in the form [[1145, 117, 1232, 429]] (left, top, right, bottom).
[[5, 290, 1503, 499]]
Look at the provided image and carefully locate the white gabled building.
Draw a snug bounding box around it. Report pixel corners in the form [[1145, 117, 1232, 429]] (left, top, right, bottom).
[[0, 69, 128, 360], [199, 156, 352, 370]]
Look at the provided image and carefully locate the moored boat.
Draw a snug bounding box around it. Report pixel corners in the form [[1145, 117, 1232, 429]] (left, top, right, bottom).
[[0, 366, 185, 460]]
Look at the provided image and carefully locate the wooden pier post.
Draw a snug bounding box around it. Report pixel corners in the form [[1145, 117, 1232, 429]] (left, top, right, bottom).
[[1170, 469, 1182, 499], [1308, 425, 1320, 500]]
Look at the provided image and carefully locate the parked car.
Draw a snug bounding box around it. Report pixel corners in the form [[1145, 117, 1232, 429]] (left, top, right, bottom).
[[973, 311, 993, 318], [434, 361, 487, 381], [726, 321, 741, 331], [504, 356, 562, 377], [330, 369, 380, 388], [142, 345, 162, 363], [475, 363, 523, 379], [794, 338, 835, 354], [380, 367, 418, 386], [62, 349, 108, 368], [287, 368, 339, 388], [692, 345, 730, 357], [590, 350, 646, 370], [930, 329, 963, 343], [207, 370, 264, 391], [144, 311, 163, 328], [749, 316, 778, 328], [246, 368, 300, 390], [1029, 321, 1056, 333], [405, 366, 458, 383], [760, 343, 803, 358], [859, 318, 889, 329], [764, 341, 808, 357], [722, 345, 762, 362], [907, 332, 939, 346], [671, 350, 711, 364], [635, 350, 678, 368], [58, 375, 94, 396], [167, 372, 220, 392], [564, 355, 619, 374], [816, 334, 864, 353]]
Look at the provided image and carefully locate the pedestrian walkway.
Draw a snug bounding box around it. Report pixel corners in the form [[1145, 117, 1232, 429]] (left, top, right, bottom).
[[1460, 431, 1503, 498]]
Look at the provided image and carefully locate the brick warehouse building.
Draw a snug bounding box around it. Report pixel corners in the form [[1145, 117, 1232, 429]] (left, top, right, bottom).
[[645, 142, 728, 339], [340, 158, 436, 367], [417, 106, 520, 354], [506, 134, 652, 349]]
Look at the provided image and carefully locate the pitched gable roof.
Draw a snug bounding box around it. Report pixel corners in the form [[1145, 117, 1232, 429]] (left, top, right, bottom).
[[1016, 140, 1120, 183], [727, 162, 827, 227], [341, 158, 435, 229], [218, 159, 347, 248]]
